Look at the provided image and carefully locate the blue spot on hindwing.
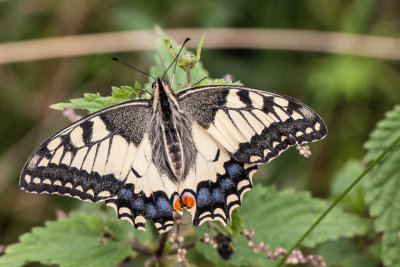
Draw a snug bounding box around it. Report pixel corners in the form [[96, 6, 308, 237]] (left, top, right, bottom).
[[212, 188, 223, 203], [197, 188, 211, 207], [132, 198, 144, 210], [120, 189, 132, 201], [146, 204, 157, 218], [157, 198, 172, 215], [227, 163, 243, 179], [220, 178, 234, 190]]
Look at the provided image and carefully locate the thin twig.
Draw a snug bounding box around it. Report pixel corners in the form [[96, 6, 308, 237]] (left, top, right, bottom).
[[132, 242, 153, 256], [1, 28, 400, 64], [155, 232, 169, 258], [277, 135, 400, 267]]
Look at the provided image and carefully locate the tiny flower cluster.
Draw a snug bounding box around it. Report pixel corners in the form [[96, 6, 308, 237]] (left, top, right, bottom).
[[242, 229, 286, 259], [201, 233, 218, 249], [296, 144, 312, 158], [169, 232, 188, 265], [287, 250, 326, 267], [241, 229, 326, 267]]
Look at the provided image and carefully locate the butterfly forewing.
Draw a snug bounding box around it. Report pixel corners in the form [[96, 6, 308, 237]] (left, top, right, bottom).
[[178, 86, 327, 164], [20, 100, 152, 202]]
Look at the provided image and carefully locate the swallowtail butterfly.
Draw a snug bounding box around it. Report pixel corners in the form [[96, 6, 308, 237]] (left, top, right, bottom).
[[20, 63, 327, 234]]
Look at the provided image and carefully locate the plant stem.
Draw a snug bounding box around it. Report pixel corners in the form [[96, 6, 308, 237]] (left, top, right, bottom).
[[156, 232, 169, 258], [186, 71, 192, 85], [131, 242, 152, 256], [277, 135, 400, 267], [168, 242, 196, 255]]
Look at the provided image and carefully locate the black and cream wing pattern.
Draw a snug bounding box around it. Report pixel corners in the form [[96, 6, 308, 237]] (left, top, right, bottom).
[[20, 82, 327, 233], [176, 85, 327, 226]]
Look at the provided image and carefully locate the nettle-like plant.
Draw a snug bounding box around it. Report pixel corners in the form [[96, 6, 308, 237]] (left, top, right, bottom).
[[1, 31, 399, 267]]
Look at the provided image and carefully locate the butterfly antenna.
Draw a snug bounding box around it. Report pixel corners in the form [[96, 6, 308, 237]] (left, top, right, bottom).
[[162, 38, 190, 81], [170, 55, 179, 90], [192, 76, 207, 87], [112, 57, 156, 80]]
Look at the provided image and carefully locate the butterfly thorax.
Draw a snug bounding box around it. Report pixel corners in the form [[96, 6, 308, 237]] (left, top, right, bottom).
[[151, 79, 187, 180]]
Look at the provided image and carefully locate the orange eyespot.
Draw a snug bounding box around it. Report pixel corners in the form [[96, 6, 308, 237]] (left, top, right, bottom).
[[182, 192, 196, 209], [173, 196, 182, 212]]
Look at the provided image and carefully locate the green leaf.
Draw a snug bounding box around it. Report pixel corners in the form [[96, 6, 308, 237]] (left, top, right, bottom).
[[50, 85, 139, 114], [330, 159, 367, 213], [194, 185, 371, 266], [363, 105, 400, 266], [364, 105, 400, 161], [194, 78, 243, 87], [227, 209, 244, 240], [0, 213, 132, 267], [241, 186, 371, 249], [317, 238, 380, 267]]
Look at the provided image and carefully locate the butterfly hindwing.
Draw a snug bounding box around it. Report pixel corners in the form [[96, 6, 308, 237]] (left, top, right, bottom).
[[179, 123, 257, 226], [178, 85, 327, 164], [105, 134, 178, 233], [20, 100, 152, 202]]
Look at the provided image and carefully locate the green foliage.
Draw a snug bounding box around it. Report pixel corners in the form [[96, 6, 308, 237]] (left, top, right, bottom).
[[330, 160, 366, 213], [308, 57, 381, 100], [50, 85, 145, 114], [0, 213, 133, 267], [241, 186, 371, 248], [194, 186, 371, 266], [364, 105, 400, 160], [194, 78, 243, 87], [317, 238, 380, 267], [363, 105, 400, 266], [227, 209, 244, 240]]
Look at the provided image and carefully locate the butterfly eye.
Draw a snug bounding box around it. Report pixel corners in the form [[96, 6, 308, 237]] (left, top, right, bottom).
[[151, 81, 156, 88], [162, 80, 169, 86]]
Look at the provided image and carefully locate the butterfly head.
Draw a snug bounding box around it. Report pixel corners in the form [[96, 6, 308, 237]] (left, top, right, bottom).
[[151, 78, 169, 90], [151, 78, 180, 113]]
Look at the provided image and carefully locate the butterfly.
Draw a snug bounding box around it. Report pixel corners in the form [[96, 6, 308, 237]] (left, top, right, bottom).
[[20, 47, 327, 233]]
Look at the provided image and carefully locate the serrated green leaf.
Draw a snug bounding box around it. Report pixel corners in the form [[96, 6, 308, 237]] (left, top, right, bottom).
[[364, 105, 400, 161], [50, 86, 137, 114], [0, 213, 133, 267], [194, 186, 370, 266], [363, 105, 400, 267], [241, 186, 371, 249]]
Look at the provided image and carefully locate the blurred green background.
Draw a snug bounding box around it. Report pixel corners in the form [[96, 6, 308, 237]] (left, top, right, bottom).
[[0, 0, 399, 252]]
